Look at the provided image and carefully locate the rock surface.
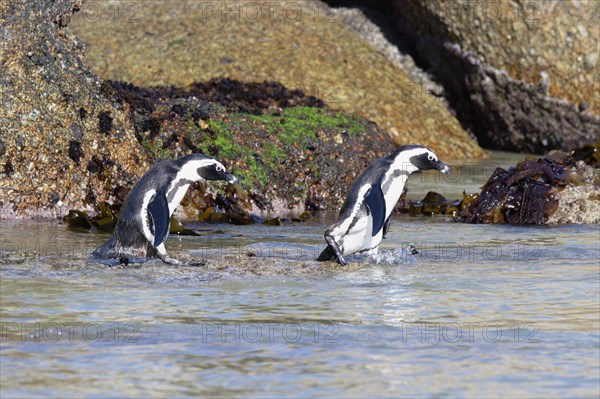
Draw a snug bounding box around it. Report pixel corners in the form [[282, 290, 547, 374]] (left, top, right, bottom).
[[100, 78, 397, 216], [547, 184, 600, 225], [394, 0, 599, 113], [332, 0, 600, 153], [0, 0, 152, 219], [0, 0, 399, 219], [70, 0, 486, 160]]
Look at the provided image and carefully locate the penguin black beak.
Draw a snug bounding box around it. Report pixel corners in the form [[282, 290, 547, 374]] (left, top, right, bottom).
[[435, 161, 451, 174], [224, 173, 238, 184]]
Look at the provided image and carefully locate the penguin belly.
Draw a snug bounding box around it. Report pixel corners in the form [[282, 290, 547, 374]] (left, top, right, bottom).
[[338, 210, 382, 256]]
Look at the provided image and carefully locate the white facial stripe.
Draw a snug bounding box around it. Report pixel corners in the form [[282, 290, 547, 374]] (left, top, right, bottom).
[[165, 159, 217, 214], [176, 159, 218, 182], [391, 148, 432, 171], [382, 148, 436, 219], [141, 189, 157, 243]]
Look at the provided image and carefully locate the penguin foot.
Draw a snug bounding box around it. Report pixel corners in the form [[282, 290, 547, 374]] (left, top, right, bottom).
[[325, 236, 347, 266], [158, 254, 181, 265], [318, 241, 348, 266], [336, 255, 348, 266]]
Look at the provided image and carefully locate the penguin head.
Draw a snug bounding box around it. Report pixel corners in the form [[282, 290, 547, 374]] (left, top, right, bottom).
[[393, 145, 451, 174], [177, 154, 238, 184], [197, 160, 238, 184]]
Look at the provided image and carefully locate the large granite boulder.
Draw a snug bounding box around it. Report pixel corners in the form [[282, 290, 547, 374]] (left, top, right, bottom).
[[70, 0, 486, 160], [332, 0, 600, 153], [0, 0, 397, 219]]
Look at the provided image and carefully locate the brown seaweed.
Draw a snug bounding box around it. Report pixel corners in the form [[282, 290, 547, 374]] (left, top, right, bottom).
[[459, 152, 581, 225]]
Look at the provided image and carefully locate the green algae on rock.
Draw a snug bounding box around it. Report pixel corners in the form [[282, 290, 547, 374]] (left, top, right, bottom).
[[99, 78, 397, 217]]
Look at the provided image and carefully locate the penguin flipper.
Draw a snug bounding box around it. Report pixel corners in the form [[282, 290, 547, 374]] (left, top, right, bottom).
[[364, 185, 386, 236], [148, 192, 170, 247]]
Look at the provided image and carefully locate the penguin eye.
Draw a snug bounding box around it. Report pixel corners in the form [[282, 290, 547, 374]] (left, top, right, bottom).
[[427, 154, 435, 161], [216, 164, 225, 173]]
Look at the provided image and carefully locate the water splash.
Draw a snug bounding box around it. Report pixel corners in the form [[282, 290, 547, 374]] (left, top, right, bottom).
[[366, 244, 421, 265]]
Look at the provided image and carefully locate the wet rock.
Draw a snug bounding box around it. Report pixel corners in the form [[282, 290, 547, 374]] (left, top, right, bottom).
[[63, 201, 205, 234], [168, 218, 201, 236], [71, 0, 486, 160], [420, 191, 449, 215], [399, 191, 460, 217], [572, 141, 600, 167]]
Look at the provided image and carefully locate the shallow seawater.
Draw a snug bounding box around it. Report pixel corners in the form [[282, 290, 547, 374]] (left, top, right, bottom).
[[1, 212, 599, 398]]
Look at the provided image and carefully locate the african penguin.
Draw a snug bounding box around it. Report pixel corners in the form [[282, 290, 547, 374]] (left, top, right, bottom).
[[91, 153, 237, 264], [317, 144, 450, 265]]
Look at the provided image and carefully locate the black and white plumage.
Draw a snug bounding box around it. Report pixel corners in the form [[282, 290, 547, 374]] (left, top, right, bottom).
[[91, 153, 237, 264], [317, 144, 450, 265]]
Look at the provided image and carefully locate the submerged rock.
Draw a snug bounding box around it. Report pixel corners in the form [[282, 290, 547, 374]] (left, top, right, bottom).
[[64, 200, 309, 235], [401, 191, 460, 217]]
